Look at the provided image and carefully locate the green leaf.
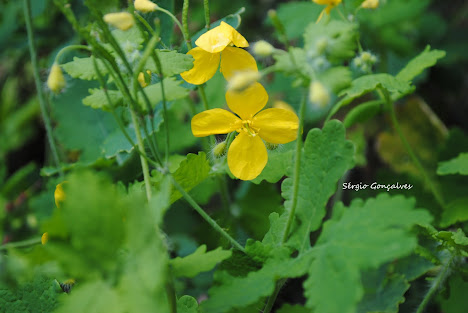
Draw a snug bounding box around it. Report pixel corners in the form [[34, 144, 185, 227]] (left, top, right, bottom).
[[317, 66, 352, 94], [82, 88, 123, 110], [171, 245, 232, 278], [440, 197, 468, 227], [145, 50, 194, 77], [304, 20, 358, 62], [251, 149, 294, 184], [273, 48, 309, 78], [396, 46, 446, 82], [343, 100, 385, 128], [439, 275, 468, 313], [437, 153, 468, 175], [177, 296, 199, 313], [61, 57, 108, 81], [138, 77, 189, 111], [262, 212, 288, 247], [111, 26, 144, 47], [200, 251, 314, 313], [281, 120, 355, 252], [169, 152, 211, 203], [276, 2, 323, 39], [303, 194, 433, 313]]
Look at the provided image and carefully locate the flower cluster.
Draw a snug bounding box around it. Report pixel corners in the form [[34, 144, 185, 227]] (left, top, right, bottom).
[[182, 23, 299, 180]]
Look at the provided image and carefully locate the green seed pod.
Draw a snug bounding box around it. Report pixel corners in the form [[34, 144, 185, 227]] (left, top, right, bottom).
[[213, 141, 227, 158]]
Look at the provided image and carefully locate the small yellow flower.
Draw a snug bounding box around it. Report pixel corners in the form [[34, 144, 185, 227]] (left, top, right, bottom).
[[361, 0, 379, 9], [103, 12, 135, 31], [138, 70, 152, 87], [191, 83, 299, 180], [41, 232, 49, 245], [227, 70, 261, 93], [134, 0, 158, 13], [312, 0, 342, 22], [181, 21, 258, 85], [252, 40, 275, 57], [309, 81, 330, 108], [54, 182, 66, 208], [47, 63, 66, 94]]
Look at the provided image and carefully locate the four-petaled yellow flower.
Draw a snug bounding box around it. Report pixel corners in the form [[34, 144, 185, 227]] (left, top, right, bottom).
[[191, 83, 299, 180], [313, 0, 342, 22], [181, 21, 257, 85]]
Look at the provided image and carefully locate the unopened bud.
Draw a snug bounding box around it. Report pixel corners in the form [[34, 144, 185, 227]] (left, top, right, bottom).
[[252, 40, 274, 57], [360, 51, 372, 62], [273, 100, 295, 113], [54, 182, 66, 208], [361, 0, 379, 9], [134, 0, 158, 13], [227, 70, 261, 93], [213, 141, 227, 158], [47, 63, 66, 93], [41, 232, 49, 245], [103, 12, 135, 31], [265, 142, 279, 150], [138, 70, 152, 88], [309, 81, 330, 108]]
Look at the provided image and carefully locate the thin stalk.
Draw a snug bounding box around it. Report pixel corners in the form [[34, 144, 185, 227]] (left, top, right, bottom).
[[154, 6, 188, 46], [54, 45, 91, 63], [24, 0, 62, 175], [0, 237, 41, 251], [182, 0, 192, 49], [203, 0, 211, 30], [383, 89, 445, 208], [130, 107, 153, 200], [281, 92, 307, 244], [198, 85, 215, 147], [169, 175, 245, 253], [216, 174, 231, 212], [415, 253, 455, 313], [263, 280, 285, 313]]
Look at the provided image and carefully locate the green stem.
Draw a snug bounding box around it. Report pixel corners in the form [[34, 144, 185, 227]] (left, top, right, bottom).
[[182, 0, 192, 49], [415, 253, 455, 313], [281, 92, 307, 244], [169, 175, 245, 253], [203, 0, 211, 30], [0, 237, 41, 251], [54, 45, 91, 63], [155, 6, 188, 47], [130, 107, 153, 201], [383, 89, 445, 208], [24, 0, 62, 175], [263, 280, 285, 313]]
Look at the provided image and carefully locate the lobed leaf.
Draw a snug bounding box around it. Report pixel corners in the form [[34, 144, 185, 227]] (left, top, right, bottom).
[[82, 88, 123, 110], [303, 194, 432, 313], [177, 296, 199, 313], [396, 46, 446, 82], [437, 153, 468, 175], [145, 50, 194, 77], [171, 245, 232, 278], [61, 57, 108, 81], [138, 77, 189, 111]]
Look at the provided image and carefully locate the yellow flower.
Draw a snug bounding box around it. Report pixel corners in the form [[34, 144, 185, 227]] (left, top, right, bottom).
[[47, 63, 66, 93], [361, 0, 379, 9], [252, 40, 275, 57], [309, 81, 330, 108], [103, 12, 135, 31], [191, 83, 299, 180], [181, 21, 258, 85], [54, 182, 66, 208], [138, 70, 152, 87], [134, 0, 158, 13], [313, 0, 342, 22], [41, 232, 49, 245]]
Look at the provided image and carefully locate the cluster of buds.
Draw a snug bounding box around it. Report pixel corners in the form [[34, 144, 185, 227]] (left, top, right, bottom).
[[352, 51, 378, 73]]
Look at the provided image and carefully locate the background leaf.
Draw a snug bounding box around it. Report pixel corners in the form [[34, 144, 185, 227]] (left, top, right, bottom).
[[171, 245, 232, 278]]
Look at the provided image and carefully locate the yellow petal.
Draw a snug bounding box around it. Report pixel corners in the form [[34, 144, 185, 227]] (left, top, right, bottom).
[[195, 24, 232, 53], [225, 82, 268, 120], [180, 48, 220, 85], [54, 182, 66, 208], [41, 232, 49, 245], [219, 21, 249, 48], [103, 12, 134, 31], [192, 109, 242, 137], [134, 0, 158, 13], [228, 132, 267, 180], [220, 46, 258, 81], [253, 108, 299, 144]]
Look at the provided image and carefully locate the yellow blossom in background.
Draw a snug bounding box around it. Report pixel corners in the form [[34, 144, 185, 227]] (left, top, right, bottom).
[[181, 21, 258, 85], [134, 0, 158, 13], [312, 0, 342, 22], [191, 83, 299, 180], [273, 100, 296, 113], [309, 81, 330, 108], [227, 70, 261, 93], [47, 63, 66, 93], [361, 0, 379, 9], [103, 12, 134, 31], [252, 40, 275, 57], [138, 70, 152, 87], [54, 182, 66, 208], [41, 232, 49, 245]]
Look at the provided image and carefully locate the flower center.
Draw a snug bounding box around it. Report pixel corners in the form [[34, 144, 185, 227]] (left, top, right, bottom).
[[239, 120, 258, 137]]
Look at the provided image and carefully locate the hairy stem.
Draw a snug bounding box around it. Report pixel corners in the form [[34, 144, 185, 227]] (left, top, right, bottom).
[[24, 0, 62, 175], [203, 0, 211, 30], [182, 0, 192, 49], [0, 237, 41, 251]]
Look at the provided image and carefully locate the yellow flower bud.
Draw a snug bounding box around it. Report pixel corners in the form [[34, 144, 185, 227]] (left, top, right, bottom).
[[41, 232, 49, 245], [309, 81, 330, 108], [213, 141, 227, 158], [138, 70, 152, 88], [273, 100, 295, 113], [361, 0, 379, 9], [134, 0, 158, 13], [252, 40, 274, 57], [47, 64, 66, 94], [227, 70, 261, 93], [103, 12, 135, 31], [54, 182, 66, 208]]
